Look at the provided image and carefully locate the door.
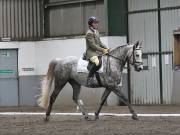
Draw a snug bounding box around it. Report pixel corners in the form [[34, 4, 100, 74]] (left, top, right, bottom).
[[0, 49, 18, 106]]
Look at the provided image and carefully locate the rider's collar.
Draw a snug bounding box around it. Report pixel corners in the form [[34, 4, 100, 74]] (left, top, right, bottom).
[[89, 27, 97, 33]]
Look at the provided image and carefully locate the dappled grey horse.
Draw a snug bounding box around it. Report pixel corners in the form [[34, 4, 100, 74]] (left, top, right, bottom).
[[38, 41, 143, 121]]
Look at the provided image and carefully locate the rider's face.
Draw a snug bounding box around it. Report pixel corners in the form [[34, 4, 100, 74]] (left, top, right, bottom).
[[91, 22, 98, 30]]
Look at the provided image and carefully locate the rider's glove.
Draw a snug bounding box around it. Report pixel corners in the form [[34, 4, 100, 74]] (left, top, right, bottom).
[[103, 49, 109, 54]]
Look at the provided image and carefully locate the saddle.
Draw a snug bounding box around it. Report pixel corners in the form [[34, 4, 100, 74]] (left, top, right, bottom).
[[77, 57, 103, 73], [77, 56, 103, 87]]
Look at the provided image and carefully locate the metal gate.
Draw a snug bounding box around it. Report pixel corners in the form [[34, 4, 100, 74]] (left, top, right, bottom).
[[0, 49, 18, 106]]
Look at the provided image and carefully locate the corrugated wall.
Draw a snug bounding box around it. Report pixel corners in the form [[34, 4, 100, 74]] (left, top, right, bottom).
[[128, 0, 180, 104], [128, 0, 157, 11], [0, 0, 42, 41], [128, 0, 160, 104], [128, 10, 160, 104], [45, 0, 105, 37], [49, 3, 83, 36], [160, 0, 180, 103], [160, 0, 180, 8]]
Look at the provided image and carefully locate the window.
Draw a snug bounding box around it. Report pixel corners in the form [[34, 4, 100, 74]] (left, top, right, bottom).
[[44, 0, 105, 37], [173, 30, 180, 69]]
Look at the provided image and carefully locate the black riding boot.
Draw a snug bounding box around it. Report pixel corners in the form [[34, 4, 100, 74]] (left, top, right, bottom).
[[86, 63, 97, 86]]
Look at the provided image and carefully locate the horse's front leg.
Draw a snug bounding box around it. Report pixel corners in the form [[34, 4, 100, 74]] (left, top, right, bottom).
[[112, 87, 138, 120], [94, 88, 111, 120]]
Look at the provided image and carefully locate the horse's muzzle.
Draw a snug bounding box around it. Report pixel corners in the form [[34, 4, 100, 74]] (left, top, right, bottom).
[[135, 65, 143, 71]]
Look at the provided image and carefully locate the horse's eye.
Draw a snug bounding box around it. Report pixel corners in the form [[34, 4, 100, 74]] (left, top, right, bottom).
[[136, 54, 139, 57]]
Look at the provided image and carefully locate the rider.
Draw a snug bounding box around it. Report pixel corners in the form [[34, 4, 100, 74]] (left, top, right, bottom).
[[85, 16, 109, 85]]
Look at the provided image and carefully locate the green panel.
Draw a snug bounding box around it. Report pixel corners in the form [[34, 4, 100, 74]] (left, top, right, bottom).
[[107, 0, 128, 36], [0, 70, 14, 74]]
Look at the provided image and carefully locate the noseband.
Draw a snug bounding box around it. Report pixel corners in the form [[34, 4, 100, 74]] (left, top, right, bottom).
[[129, 47, 143, 66]]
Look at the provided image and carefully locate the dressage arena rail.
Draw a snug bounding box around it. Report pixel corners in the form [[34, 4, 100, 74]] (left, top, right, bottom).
[[0, 112, 180, 117]]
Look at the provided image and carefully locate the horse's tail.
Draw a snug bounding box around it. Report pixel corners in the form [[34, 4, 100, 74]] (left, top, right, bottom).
[[37, 59, 57, 109]]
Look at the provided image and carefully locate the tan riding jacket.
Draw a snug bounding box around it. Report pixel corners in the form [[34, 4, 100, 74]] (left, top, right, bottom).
[[85, 27, 107, 59]]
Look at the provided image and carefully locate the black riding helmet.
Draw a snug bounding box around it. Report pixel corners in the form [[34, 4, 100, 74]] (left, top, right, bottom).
[[88, 16, 99, 26]]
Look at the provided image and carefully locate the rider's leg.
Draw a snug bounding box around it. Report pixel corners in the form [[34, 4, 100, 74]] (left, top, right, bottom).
[[86, 56, 99, 86]]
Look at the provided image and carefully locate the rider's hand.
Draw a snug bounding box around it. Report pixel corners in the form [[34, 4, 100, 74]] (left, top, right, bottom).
[[103, 49, 109, 54]]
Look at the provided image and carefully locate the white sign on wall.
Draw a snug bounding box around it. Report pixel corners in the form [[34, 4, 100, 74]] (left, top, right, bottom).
[[165, 54, 169, 65], [152, 56, 156, 67]]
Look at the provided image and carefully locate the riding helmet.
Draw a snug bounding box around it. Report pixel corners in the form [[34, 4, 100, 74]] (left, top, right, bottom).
[[88, 16, 99, 26]]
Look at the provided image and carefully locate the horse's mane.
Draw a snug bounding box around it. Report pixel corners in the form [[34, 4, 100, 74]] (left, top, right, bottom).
[[110, 44, 132, 54]]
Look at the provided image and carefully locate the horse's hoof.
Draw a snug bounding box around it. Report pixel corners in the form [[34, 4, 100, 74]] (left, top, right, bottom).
[[94, 115, 99, 121], [132, 114, 139, 120], [85, 115, 91, 121], [44, 116, 50, 122]]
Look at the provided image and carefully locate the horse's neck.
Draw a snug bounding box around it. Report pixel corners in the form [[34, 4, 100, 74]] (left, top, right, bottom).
[[107, 45, 132, 71], [111, 45, 131, 61]]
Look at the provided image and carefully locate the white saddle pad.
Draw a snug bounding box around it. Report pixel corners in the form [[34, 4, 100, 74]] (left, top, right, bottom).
[[77, 57, 103, 73]]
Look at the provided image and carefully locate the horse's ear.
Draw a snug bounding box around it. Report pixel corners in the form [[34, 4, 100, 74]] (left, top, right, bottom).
[[135, 41, 139, 47], [139, 41, 143, 48], [134, 41, 139, 49]]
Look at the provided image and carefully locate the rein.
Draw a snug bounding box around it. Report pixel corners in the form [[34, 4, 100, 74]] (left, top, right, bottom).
[[106, 53, 124, 62], [103, 45, 142, 66], [102, 45, 129, 63], [102, 44, 128, 63]]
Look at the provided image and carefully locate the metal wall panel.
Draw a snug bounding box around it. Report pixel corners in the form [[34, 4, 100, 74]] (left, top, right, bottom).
[[49, 0, 92, 2], [131, 55, 160, 104], [50, 3, 82, 36], [128, 12, 160, 104], [128, 0, 157, 11], [160, 3, 180, 103], [128, 12, 159, 53], [0, 0, 42, 41], [128, 0, 180, 104], [83, 1, 105, 33], [47, 0, 105, 37], [161, 9, 180, 51], [161, 53, 173, 104], [160, 0, 180, 8], [0, 1, 2, 38]]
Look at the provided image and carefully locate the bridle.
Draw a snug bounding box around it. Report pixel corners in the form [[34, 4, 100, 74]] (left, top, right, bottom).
[[104, 45, 142, 66], [128, 47, 143, 66]]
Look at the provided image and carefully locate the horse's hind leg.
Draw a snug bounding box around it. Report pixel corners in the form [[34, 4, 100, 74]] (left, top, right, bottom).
[[45, 80, 66, 121], [69, 80, 90, 120], [112, 87, 138, 120]]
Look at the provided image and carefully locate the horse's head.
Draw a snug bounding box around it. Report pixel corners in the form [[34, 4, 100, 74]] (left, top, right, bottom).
[[127, 41, 143, 72]]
